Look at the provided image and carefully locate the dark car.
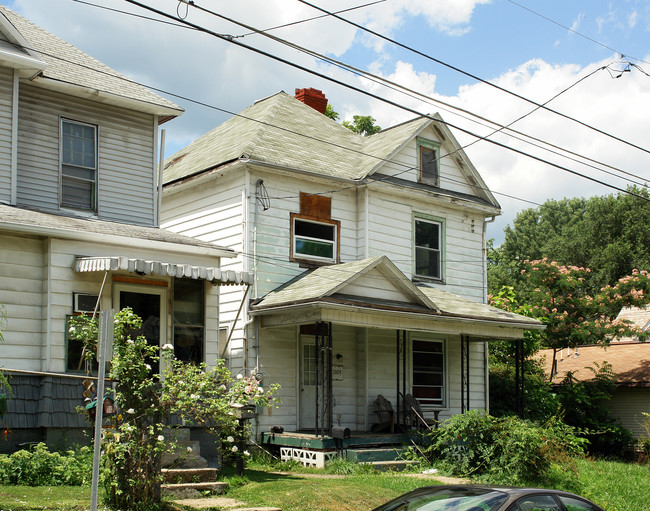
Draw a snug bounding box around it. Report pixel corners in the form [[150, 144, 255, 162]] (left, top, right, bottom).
[[371, 485, 604, 511]]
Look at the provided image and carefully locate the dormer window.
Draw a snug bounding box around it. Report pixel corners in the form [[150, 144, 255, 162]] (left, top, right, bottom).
[[290, 193, 340, 265], [418, 137, 439, 186], [61, 119, 97, 211]]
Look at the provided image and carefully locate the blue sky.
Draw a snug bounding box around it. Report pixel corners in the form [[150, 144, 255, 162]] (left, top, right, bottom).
[[3, 0, 649, 242]]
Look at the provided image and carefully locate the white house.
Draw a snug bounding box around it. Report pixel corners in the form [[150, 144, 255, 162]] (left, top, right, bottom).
[[161, 87, 543, 446], [0, 6, 248, 452]]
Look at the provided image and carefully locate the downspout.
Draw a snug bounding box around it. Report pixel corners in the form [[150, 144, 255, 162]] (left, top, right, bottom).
[[242, 176, 251, 373], [483, 215, 496, 412], [10, 70, 18, 204], [156, 128, 165, 227]]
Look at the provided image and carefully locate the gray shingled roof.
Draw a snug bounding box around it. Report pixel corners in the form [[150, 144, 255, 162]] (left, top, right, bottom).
[[251, 255, 543, 328], [164, 91, 431, 184], [0, 203, 232, 255], [0, 5, 182, 119]]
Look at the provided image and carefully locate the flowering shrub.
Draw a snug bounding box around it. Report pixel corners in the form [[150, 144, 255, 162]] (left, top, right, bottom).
[[68, 308, 279, 511], [520, 261, 650, 367]]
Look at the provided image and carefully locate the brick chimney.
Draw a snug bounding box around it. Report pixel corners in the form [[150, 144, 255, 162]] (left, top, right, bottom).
[[294, 87, 328, 114]]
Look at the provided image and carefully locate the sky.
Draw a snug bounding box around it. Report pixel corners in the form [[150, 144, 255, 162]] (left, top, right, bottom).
[[3, 0, 649, 243]]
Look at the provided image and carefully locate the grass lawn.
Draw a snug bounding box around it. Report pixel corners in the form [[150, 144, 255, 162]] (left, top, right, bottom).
[[1, 458, 649, 511]]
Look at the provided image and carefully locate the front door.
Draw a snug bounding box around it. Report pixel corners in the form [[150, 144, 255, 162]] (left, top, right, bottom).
[[115, 284, 166, 372], [299, 337, 317, 429]]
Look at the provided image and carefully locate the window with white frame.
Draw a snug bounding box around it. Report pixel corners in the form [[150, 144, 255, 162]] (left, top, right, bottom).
[[414, 217, 442, 280], [418, 138, 439, 186], [61, 119, 97, 211], [292, 216, 338, 263], [412, 339, 445, 407]]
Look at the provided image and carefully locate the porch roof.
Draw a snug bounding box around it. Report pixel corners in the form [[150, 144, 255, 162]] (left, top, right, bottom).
[[250, 256, 543, 339]]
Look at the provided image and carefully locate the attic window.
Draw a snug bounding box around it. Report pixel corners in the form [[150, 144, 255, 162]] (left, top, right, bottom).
[[290, 193, 340, 264], [417, 137, 440, 187]]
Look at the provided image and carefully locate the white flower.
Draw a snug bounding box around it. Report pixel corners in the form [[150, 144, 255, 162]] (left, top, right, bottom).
[[231, 402, 244, 408], [126, 408, 135, 414], [162, 343, 173, 350], [127, 339, 134, 345], [186, 446, 193, 453], [145, 364, 152, 371], [226, 436, 234, 443], [157, 435, 165, 442], [258, 387, 264, 393], [236, 374, 243, 379], [190, 394, 198, 399], [68, 326, 75, 333], [231, 445, 238, 452], [243, 450, 250, 456]]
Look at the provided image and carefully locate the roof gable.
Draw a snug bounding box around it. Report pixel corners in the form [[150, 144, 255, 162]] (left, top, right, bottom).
[[163, 92, 499, 209], [253, 255, 437, 310], [0, 5, 182, 120]]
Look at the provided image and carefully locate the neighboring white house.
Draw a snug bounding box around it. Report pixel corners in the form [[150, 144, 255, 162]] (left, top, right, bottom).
[[0, 6, 248, 452], [161, 88, 543, 439]]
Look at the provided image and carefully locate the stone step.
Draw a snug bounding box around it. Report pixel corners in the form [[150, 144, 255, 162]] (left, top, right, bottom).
[[345, 447, 407, 463], [162, 481, 227, 499], [162, 440, 208, 468], [162, 467, 219, 484]]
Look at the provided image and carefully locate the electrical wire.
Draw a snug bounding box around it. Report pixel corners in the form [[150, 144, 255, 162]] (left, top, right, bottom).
[[121, 0, 650, 202], [71, 0, 649, 190], [296, 0, 650, 157], [505, 0, 650, 67]]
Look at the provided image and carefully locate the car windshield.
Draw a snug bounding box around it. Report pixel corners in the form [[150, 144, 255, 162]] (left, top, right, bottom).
[[375, 487, 510, 511]]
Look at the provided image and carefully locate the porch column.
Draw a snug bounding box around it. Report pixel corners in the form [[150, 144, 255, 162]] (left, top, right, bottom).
[[461, 335, 470, 413]]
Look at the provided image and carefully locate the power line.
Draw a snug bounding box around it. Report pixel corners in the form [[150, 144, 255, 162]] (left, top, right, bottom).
[[296, 0, 650, 157], [121, 0, 650, 202], [71, 0, 648, 189], [505, 0, 650, 66]]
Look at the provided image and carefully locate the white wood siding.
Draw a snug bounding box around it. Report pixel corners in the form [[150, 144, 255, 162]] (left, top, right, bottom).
[[0, 67, 13, 203], [609, 387, 650, 439], [162, 173, 246, 368], [367, 193, 485, 301], [387, 125, 477, 197], [254, 325, 298, 433], [16, 85, 157, 225], [0, 234, 45, 371]]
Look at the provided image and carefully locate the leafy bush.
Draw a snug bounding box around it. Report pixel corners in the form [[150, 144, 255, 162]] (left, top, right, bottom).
[[555, 362, 634, 458], [423, 410, 586, 486], [0, 443, 92, 486]]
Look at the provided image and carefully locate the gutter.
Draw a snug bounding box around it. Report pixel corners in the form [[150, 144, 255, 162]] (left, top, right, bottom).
[[249, 300, 545, 331], [0, 219, 236, 258]]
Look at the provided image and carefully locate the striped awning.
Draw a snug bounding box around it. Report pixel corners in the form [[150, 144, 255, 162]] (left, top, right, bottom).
[[74, 256, 252, 286]]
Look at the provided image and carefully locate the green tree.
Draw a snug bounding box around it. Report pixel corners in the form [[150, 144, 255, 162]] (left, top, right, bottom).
[[325, 103, 339, 120], [342, 115, 381, 136], [489, 188, 650, 296]]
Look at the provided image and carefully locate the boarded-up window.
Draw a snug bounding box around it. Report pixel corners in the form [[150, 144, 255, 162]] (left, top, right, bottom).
[[290, 193, 340, 264]]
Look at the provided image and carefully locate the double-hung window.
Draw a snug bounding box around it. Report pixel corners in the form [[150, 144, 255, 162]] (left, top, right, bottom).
[[292, 217, 337, 263], [61, 119, 97, 211], [414, 217, 442, 280], [412, 339, 445, 407], [417, 137, 439, 186]]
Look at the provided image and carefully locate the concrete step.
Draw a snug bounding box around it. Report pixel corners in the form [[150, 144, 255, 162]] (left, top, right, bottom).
[[345, 447, 407, 463], [162, 440, 208, 468], [368, 459, 420, 472], [162, 467, 219, 484], [162, 481, 227, 499]]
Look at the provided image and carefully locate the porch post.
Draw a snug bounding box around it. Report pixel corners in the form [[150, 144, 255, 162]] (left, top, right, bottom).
[[396, 330, 400, 428], [461, 335, 470, 413], [315, 322, 320, 435], [327, 321, 333, 434]]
